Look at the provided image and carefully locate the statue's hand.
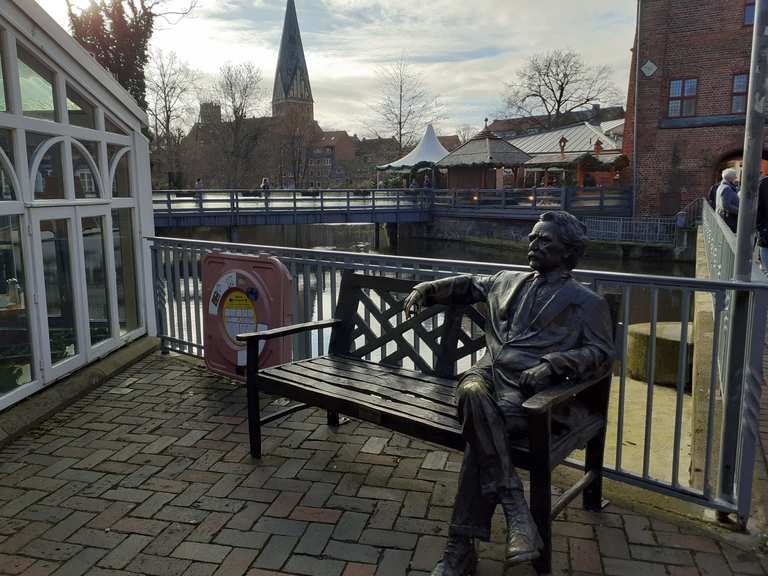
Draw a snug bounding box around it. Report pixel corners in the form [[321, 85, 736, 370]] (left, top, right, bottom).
[[519, 362, 553, 397], [403, 289, 425, 319]]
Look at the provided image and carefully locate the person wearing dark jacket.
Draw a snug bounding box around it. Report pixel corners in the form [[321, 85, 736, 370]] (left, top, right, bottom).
[[716, 168, 740, 232], [757, 177, 768, 272]]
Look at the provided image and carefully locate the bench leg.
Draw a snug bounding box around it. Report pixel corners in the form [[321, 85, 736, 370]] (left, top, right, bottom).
[[327, 410, 340, 427], [246, 377, 262, 459], [530, 468, 552, 575], [583, 429, 607, 511]]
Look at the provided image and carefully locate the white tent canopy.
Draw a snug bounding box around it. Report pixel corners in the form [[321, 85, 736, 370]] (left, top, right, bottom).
[[377, 124, 449, 170]]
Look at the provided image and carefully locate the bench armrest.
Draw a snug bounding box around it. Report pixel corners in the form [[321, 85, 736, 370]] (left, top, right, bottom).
[[522, 373, 608, 415], [237, 319, 342, 343]]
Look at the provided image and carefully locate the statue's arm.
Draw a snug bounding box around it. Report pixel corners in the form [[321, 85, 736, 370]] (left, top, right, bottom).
[[413, 273, 498, 307], [541, 296, 614, 379]]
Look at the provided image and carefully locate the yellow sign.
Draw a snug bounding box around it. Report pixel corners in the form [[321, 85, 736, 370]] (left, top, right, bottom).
[[222, 289, 258, 342]]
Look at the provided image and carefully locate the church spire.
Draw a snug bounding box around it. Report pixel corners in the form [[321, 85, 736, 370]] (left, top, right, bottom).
[[272, 0, 313, 119]]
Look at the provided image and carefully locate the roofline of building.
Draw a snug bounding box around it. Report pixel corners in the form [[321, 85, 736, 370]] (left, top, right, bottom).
[[11, 0, 148, 125]]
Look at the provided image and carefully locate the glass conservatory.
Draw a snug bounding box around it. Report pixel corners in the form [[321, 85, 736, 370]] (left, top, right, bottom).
[[0, 2, 154, 410]]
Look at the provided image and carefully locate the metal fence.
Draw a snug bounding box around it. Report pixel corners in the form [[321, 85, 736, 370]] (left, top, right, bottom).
[[148, 235, 767, 525], [580, 216, 678, 245]]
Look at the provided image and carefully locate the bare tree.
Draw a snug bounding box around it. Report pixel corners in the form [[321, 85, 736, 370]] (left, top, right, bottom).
[[503, 50, 619, 130], [368, 56, 445, 156], [456, 124, 480, 144], [211, 63, 265, 188], [275, 108, 319, 188], [147, 49, 197, 186]]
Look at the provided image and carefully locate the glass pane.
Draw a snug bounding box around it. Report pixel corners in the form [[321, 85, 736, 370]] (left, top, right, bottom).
[[682, 99, 696, 117], [0, 215, 33, 393], [733, 94, 747, 114], [105, 115, 127, 135], [109, 145, 131, 197], [82, 216, 110, 345], [18, 46, 56, 122], [684, 79, 697, 96], [0, 129, 15, 201], [28, 133, 65, 200], [41, 219, 78, 363], [112, 209, 139, 334], [66, 85, 96, 130], [733, 74, 748, 93], [0, 43, 6, 112], [669, 80, 682, 98], [73, 142, 100, 199], [745, 3, 755, 25], [668, 100, 681, 117]]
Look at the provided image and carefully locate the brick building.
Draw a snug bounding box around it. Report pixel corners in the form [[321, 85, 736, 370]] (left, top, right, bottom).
[[624, 0, 765, 216]]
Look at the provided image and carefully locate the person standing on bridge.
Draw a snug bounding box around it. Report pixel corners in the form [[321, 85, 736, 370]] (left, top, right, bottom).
[[260, 177, 271, 207], [757, 176, 768, 272], [716, 168, 740, 233]]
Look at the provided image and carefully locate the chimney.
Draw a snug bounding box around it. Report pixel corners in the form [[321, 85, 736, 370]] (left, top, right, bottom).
[[590, 103, 601, 125], [559, 136, 568, 159], [594, 139, 603, 157]]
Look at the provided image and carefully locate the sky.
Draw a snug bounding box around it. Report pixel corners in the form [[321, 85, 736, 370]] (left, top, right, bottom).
[[36, 0, 637, 137]]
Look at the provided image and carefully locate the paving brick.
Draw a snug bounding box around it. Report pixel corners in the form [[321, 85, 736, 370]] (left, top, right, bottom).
[[252, 535, 298, 570], [0, 522, 51, 553], [375, 548, 411, 576], [368, 501, 400, 530], [570, 538, 602, 574], [630, 544, 694, 566], [623, 515, 656, 546], [213, 529, 270, 550], [109, 517, 169, 537], [294, 524, 334, 556], [410, 535, 446, 572], [49, 547, 107, 576], [289, 506, 342, 524], [324, 540, 379, 564], [596, 525, 630, 559], [130, 492, 175, 518], [342, 563, 376, 576], [282, 554, 345, 576], [189, 512, 232, 543], [359, 528, 417, 549], [172, 542, 232, 563], [19, 540, 83, 562], [154, 505, 208, 524], [0, 491, 47, 518], [332, 511, 369, 542], [603, 557, 669, 576], [126, 554, 191, 576], [17, 506, 72, 524], [67, 528, 126, 550], [98, 534, 152, 569], [143, 522, 195, 556], [212, 548, 258, 576], [252, 517, 308, 537], [43, 513, 95, 543]]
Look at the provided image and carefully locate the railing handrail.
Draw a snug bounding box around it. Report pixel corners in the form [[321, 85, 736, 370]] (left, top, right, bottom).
[[144, 235, 768, 292]]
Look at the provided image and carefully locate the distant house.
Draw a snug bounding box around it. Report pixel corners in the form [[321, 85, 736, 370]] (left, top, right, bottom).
[[506, 117, 628, 188], [489, 105, 625, 139], [437, 135, 462, 152]]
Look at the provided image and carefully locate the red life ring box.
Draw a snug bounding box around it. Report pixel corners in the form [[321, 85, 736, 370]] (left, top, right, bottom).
[[202, 252, 292, 380]]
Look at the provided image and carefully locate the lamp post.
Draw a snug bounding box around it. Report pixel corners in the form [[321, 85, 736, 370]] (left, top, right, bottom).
[[719, 0, 768, 516]]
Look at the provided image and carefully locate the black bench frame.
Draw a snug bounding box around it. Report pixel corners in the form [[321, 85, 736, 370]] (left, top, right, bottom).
[[238, 271, 614, 574]]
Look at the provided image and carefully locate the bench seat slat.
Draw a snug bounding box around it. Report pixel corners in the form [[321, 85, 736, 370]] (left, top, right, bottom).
[[262, 365, 461, 429], [320, 355, 457, 387], [305, 358, 457, 406]]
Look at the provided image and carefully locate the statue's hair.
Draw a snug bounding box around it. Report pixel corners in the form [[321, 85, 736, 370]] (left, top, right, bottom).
[[538, 211, 588, 269]]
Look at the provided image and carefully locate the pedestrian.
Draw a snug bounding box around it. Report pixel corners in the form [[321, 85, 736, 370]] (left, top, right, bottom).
[[195, 178, 203, 208], [707, 178, 719, 209], [716, 168, 740, 233], [757, 176, 768, 272], [260, 177, 270, 205]]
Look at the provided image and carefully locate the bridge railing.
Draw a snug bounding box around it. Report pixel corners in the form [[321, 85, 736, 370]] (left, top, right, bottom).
[[431, 186, 633, 216], [152, 188, 432, 216], [148, 235, 767, 526]]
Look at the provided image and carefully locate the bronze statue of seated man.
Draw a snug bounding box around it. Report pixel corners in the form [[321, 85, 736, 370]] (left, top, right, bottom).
[[403, 211, 614, 575]]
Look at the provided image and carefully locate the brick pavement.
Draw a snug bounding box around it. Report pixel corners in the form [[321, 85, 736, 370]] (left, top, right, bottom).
[[0, 353, 766, 576]]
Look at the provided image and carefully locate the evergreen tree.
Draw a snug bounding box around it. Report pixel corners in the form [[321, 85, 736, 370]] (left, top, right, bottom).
[[67, 1, 193, 111]]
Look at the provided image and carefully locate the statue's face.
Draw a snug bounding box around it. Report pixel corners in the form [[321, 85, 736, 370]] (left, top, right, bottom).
[[528, 221, 568, 273]]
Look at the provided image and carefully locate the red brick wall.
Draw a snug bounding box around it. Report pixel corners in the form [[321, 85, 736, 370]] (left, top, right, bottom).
[[624, 0, 766, 216]]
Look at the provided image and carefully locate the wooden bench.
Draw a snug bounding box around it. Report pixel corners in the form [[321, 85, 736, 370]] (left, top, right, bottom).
[[238, 271, 615, 574]]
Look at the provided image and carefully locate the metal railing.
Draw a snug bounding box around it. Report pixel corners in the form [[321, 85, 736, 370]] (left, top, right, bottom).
[[580, 216, 677, 245], [431, 186, 633, 216], [152, 188, 431, 215], [148, 235, 767, 525]]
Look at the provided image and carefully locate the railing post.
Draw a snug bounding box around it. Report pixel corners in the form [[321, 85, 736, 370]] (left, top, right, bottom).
[[561, 187, 568, 211], [320, 189, 324, 212], [346, 189, 350, 212], [166, 190, 172, 216], [452, 189, 457, 208]]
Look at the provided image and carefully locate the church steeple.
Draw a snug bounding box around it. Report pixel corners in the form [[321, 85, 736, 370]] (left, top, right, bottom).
[[272, 0, 313, 119]]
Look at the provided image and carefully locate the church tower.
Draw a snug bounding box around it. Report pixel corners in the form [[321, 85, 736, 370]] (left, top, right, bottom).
[[272, 0, 314, 120]]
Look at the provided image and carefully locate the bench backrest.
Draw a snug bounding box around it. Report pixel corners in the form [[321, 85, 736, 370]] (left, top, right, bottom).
[[328, 271, 487, 378]]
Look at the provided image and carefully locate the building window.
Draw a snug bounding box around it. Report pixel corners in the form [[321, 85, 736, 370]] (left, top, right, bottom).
[[668, 79, 697, 118], [732, 74, 748, 113], [745, 1, 755, 25]]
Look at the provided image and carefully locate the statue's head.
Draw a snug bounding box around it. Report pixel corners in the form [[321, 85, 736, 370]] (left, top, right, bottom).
[[527, 211, 588, 273]]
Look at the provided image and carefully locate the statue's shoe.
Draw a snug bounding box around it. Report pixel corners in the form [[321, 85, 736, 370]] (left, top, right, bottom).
[[501, 490, 544, 566], [430, 537, 477, 576]]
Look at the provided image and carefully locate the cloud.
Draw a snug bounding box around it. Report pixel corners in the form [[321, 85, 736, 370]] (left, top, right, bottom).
[[35, 0, 636, 134]]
